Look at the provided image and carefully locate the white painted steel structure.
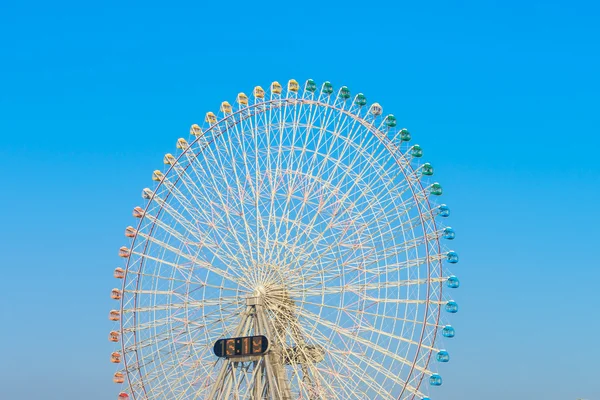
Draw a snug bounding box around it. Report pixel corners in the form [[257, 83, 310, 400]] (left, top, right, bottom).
[[110, 80, 460, 400]]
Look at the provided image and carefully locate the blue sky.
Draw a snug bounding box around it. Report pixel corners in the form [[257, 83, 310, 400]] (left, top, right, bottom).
[[1, 0, 599, 399]]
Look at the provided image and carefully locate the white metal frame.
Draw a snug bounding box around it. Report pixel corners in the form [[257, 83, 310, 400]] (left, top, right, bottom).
[[110, 81, 458, 400]]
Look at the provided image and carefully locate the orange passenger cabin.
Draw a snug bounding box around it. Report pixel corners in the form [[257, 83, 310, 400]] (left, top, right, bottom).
[[114, 267, 125, 279], [111, 288, 122, 300], [113, 372, 125, 384], [109, 331, 120, 342], [111, 352, 122, 363], [132, 207, 144, 218], [119, 247, 130, 258]]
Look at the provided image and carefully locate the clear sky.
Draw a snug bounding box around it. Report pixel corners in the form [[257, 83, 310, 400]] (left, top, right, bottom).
[[1, 0, 599, 399]]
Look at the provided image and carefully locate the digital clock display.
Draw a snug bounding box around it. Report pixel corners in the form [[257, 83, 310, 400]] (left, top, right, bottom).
[[213, 335, 269, 358]]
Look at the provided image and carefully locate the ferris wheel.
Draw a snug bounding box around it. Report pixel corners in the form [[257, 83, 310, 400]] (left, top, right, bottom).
[[108, 79, 461, 400]]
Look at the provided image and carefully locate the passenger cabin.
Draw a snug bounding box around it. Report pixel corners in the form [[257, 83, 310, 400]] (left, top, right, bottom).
[[442, 325, 455, 338], [385, 114, 397, 128], [443, 227, 455, 240], [111, 352, 122, 363], [109, 310, 121, 321], [205, 112, 217, 124], [445, 300, 459, 313], [305, 79, 317, 93], [111, 288, 122, 300], [118, 392, 129, 399], [176, 138, 188, 149], [125, 226, 136, 237], [142, 188, 153, 199], [152, 170, 164, 182], [109, 331, 120, 342], [338, 86, 350, 100], [430, 183, 443, 196], [447, 275, 460, 288], [446, 251, 459, 263], [114, 267, 125, 279], [288, 79, 299, 92], [163, 154, 176, 165], [132, 207, 144, 218], [271, 81, 282, 94], [421, 163, 434, 176], [399, 128, 411, 141], [430, 374, 443, 386], [437, 350, 450, 363], [322, 81, 333, 95], [437, 204, 450, 217], [369, 103, 383, 116], [118, 247, 130, 258], [237, 92, 248, 105], [254, 86, 265, 99], [190, 124, 201, 136], [113, 372, 125, 384], [152, 170, 165, 182], [220, 101, 232, 114], [411, 144, 423, 158], [354, 93, 367, 106]]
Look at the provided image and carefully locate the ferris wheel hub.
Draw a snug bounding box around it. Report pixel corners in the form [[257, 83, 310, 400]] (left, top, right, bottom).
[[254, 285, 267, 297]]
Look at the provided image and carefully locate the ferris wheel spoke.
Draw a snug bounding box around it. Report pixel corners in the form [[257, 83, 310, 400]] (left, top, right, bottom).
[[293, 297, 435, 350], [130, 243, 244, 288], [124, 301, 242, 344], [169, 145, 261, 278], [138, 216, 252, 287], [155, 172, 210, 227], [124, 297, 241, 334], [151, 176, 245, 267], [263, 103, 321, 266], [122, 296, 242, 314], [313, 227, 441, 275], [218, 113, 270, 287], [296, 248, 442, 295], [302, 322, 400, 399], [193, 134, 265, 277], [282, 120, 370, 251], [294, 175, 413, 269], [147, 344, 215, 398], [257, 102, 297, 272], [323, 347, 398, 399], [295, 299, 442, 332], [289, 242, 436, 296], [281, 157, 417, 282], [292, 276, 445, 298], [293, 306, 435, 375], [253, 112, 283, 282], [264, 307, 348, 399], [142, 191, 253, 285], [264, 100, 350, 268], [128, 316, 230, 396], [338, 348, 426, 400]]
